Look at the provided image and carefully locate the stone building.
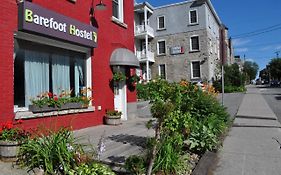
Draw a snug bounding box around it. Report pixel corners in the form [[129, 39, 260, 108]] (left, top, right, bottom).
[[135, 0, 232, 83]]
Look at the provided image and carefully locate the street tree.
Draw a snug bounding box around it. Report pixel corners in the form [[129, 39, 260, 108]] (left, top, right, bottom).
[[268, 58, 281, 80], [224, 63, 244, 87], [259, 67, 270, 81], [243, 61, 259, 81]]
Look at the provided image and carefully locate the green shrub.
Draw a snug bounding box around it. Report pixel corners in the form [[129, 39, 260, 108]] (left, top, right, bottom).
[[186, 118, 220, 153], [19, 128, 83, 174], [125, 155, 146, 175], [153, 135, 183, 174], [135, 80, 231, 173], [68, 162, 116, 175]]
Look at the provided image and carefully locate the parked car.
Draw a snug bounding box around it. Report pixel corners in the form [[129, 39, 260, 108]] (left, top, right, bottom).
[[270, 80, 280, 87]]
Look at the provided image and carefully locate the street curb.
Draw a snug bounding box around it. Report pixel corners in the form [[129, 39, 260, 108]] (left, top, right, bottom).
[[236, 115, 277, 120], [191, 151, 217, 175]]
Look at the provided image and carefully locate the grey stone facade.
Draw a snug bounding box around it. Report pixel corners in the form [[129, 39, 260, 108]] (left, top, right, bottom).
[[148, 0, 222, 83], [151, 29, 213, 82]]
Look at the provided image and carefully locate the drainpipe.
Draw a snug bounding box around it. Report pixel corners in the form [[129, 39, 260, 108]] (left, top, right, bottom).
[[144, 7, 149, 82]]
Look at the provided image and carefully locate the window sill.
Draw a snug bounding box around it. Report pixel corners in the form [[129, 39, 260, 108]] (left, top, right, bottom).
[[157, 54, 166, 56], [157, 28, 166, 31], [111, 17, 128, 29], [189, 50, 200, 53], [15, 106, 95, 120], [188, 23, 199, 26]]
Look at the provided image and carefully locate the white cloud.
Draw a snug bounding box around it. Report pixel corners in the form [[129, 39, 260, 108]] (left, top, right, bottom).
[[245, 58, 254, 62], [260, 46, 272, 51], [275, 45, 281, 50], [235, 48, 249, 52], [232, 39, 251, 47]]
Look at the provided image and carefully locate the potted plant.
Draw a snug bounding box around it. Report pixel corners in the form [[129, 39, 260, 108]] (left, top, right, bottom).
[[104, 110, 122, 125], [112, 72, 126, 82], [0, 120, 29, 161], [29, 88, 93, 113]]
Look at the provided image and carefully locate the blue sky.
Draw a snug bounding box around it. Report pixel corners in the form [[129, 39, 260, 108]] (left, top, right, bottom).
[[136, 0, 281, 72]]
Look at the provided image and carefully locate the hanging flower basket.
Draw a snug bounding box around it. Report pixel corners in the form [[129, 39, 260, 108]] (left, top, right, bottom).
[[112, 72, 126, 82], [128, 74, 140, 85]]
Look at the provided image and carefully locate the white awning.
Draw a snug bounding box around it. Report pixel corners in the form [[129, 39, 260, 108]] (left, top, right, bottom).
[[110, 48, 140, 67]]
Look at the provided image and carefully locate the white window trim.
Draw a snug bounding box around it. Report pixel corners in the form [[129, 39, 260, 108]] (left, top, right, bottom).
[[112, 0, 124, 23], [157, 39, 166, 55], [189, 9, 198, 25], [191, 61, 201, 79], [157, 15, 166, 30], [158, 64, 167, 80], [190, 35, 200, 52], [14, 51, 93, 113]]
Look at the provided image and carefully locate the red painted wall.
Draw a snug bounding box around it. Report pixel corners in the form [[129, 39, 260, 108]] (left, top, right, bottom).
[[0, 0, 136, 130]]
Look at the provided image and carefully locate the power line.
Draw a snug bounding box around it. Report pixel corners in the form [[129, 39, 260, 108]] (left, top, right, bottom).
[[232, 26, 281, 39], [230, 23, 281, 38], [233, 23, 281, 37], [234, 41, 281, 48]]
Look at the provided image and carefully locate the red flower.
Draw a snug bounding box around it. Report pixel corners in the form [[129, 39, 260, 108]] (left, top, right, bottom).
[[5, 121, 13, 129], [48, 92, 53, 98], [54, 96, 58, 101], [17, 119, 24, 124]]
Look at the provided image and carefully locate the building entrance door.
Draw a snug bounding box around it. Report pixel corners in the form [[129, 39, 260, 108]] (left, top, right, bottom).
[[113, 67, 127, 120]]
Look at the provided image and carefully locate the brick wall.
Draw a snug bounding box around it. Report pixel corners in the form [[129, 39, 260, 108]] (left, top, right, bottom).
[[0, 0, 136, 129]]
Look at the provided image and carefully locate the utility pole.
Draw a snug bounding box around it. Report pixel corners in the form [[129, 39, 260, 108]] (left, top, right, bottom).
[[275, 51, 280, 58]]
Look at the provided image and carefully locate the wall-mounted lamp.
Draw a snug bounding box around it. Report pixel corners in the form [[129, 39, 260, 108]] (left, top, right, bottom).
[[96, 0, 107, 10], [90, 0, 107, 16]]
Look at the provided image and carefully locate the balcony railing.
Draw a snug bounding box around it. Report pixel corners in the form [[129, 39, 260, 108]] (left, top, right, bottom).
[[135, 25, 154, 38], [136, 50, 155, 63]]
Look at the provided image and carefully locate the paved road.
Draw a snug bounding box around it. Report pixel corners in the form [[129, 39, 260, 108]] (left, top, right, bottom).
[[260, 86, 281, 123]]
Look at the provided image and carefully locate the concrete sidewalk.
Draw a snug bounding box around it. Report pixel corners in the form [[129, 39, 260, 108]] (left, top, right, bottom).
[[74, 117, 154, 165], [213, 85, 281, 175], [0, 117, 153, 175]]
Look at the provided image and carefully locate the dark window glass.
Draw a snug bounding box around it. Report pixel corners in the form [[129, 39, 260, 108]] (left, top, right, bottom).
[[112, 0, 119, 18], [14, 41, 86, 107], [158, 16, 165, 29], [191, 36, 199, 51], [159, 64, 166, 79], [158, 41, 166, 54], [190, 10, 197, 24], [192, 61, 200, 78]]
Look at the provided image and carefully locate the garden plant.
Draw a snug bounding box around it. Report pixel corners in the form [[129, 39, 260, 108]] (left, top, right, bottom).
[[18, 127, 115, 175], [128, 79, 230, 175]]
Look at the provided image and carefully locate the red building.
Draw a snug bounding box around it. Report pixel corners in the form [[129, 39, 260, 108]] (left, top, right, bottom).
[[0, 0, 138, 130]]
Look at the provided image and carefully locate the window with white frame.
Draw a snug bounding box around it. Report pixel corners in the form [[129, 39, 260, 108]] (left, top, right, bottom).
[[157, 40, 166, 55], [157, 16, 165, 30], [159, 64, 166, 79], [190, 36, 199, 51], [112, 0, 124, 22], [189, 9, 198, 24], [14, 42, 88, 108], [191, 61, 201, 79]]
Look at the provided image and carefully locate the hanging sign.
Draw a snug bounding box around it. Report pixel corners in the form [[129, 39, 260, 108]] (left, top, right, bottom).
[[18, 1, 98, 48]]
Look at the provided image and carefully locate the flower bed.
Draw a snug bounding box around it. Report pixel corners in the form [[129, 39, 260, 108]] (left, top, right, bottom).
[[126, 79, 230, 174], [18, 128, 116, 175], [29, 102, 85, 113], [30, 89, 92, 113]]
